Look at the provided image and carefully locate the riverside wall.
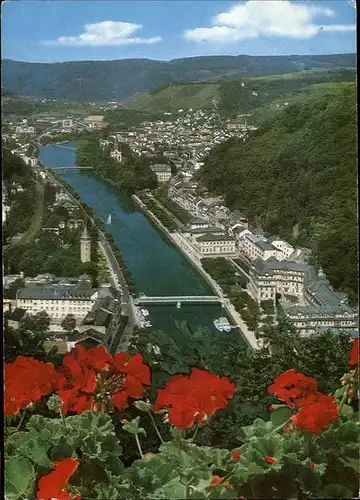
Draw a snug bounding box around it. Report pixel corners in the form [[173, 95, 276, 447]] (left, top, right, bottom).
[[132, 194, 259, 350]]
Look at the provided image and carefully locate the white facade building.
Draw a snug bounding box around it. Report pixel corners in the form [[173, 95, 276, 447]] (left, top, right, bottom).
[[151, 164, 172, 183], [16, 284, 98, 323], [196, 234, 236, 255]]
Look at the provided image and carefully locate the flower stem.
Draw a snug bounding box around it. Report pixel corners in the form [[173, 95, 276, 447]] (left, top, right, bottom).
[[148, 411, 164, 444], [135, 433, 144, 459], [59, 408, 67, 430], [16, 410, 27, 431], [338, 387, 349, 414], [191, 424, 200, 442], [270, 418, 291, 434]]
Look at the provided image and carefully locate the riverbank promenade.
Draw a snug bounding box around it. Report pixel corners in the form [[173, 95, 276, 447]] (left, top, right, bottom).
[[167, 232, 259, 350]]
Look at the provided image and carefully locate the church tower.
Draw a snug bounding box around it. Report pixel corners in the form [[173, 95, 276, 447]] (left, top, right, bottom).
[[80, 224, 91, 263]]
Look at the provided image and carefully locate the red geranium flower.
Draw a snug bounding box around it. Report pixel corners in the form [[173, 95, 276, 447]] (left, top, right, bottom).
[[348, 338, 359, 366], [291, 393, 339, 434], [232, 451, 241, 462], [153, 368, 235, 429], [112, 352, 151, 386], [112, 390, 129, 411], [264, 456, 277, 464], [55, 347, 97, 415], [268, 369, 318, 408], [37, 458, 79, 500], [4, 357, 60, 416], [83, 345, 112, 371]]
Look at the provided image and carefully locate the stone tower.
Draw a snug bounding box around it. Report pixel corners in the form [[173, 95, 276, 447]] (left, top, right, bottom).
[[80, 224, 91, 263], [318, 266, 326, 279]]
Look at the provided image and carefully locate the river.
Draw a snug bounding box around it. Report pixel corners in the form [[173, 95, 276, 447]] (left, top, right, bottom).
[[39, 143, 244, 340]]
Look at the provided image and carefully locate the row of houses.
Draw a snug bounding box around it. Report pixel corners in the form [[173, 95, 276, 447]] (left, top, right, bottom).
[[168, 181, 358, 337]]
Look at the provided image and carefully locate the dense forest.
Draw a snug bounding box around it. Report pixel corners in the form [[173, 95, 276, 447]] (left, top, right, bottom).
[[198, 83, 357, 303], [3, 53, 355, 101]]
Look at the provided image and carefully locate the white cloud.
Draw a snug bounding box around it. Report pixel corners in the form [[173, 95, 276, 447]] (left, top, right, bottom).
[[184, 1, 355, 43], [43, 21, 162, 46]]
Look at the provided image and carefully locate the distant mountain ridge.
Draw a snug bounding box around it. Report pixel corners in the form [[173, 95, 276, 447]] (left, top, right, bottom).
[[2, 53, 356, 102]]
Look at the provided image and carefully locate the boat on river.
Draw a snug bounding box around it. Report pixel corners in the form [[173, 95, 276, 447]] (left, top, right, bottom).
[[106, 214, 112, 224], [213, 317, 232, 332]]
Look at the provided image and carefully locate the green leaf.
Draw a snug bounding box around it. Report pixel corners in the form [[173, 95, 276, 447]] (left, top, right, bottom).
[[270, 407, 292, 428], [7, 432, 52, 468], [339, 456, 360, 473], [5, 456, 35, 499], [339, 404, 354, 418], [296, 468, 321, 496], [122, 416, 142, 435], [154, 476, 187, 499], [324, 483, 354, 498]]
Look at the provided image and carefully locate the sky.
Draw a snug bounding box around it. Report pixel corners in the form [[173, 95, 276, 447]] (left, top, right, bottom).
[[1, 0, 356, 63]]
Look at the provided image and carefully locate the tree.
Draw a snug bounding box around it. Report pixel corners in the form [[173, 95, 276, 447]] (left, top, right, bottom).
[[23, 311, 51, 334], [61, 314, 77, 333]]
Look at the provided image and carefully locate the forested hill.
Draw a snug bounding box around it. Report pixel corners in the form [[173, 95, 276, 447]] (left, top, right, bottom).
[[198, 83, 357, 303], [2, 53, 355, 101]]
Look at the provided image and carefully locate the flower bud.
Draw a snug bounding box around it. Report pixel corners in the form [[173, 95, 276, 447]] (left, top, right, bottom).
[[47, 394, 63, 411]]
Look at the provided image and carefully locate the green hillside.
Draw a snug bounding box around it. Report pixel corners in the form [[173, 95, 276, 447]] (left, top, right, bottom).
[[123, 69, 355, 119], [198, 83, 357, 303], [3, 53, 355, 101], [124, 82, 219, 112]]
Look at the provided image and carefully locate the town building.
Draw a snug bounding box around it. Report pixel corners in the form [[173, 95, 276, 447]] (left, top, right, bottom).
[[15, 276, 114, 325], [248, 258, 306, 303], [80, 225, 91, 263], [62, 119, 73, 128], [280, 304, 358, 337], [195, 234, 236, 255], [109, 149, 122, 163], [151, 164, 172, 183], [248, 259, 358, 336], [7, 308, 28, 330]]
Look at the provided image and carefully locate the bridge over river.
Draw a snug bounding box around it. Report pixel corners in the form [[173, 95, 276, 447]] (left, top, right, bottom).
[[47, 166, 94, 171], [134, 295, 221, 305]]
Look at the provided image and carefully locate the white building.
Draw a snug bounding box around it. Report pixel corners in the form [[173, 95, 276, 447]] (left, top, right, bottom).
[[248, 259, 306, 303], [16, 282, 99, 323], [281, 305, 358, 337], [62, 119, 73, 128], [151, 164, 172, 183], [240, 232, 277, 261], [196, 234, 236, 255], [27, 158, 38, 167], [188, 218, 209, 230], [268, 237, 294, 261], [109, 149, 122, 163]]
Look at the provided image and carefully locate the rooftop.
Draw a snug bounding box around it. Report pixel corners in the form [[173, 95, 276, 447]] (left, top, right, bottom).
[[253, 258, 308, 275], [283, 303, 357, 316], [8, 308, 27, 322], [255, 240, 276, 252], [196, 233, 235, 242], [18, 284, 98, 301]]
